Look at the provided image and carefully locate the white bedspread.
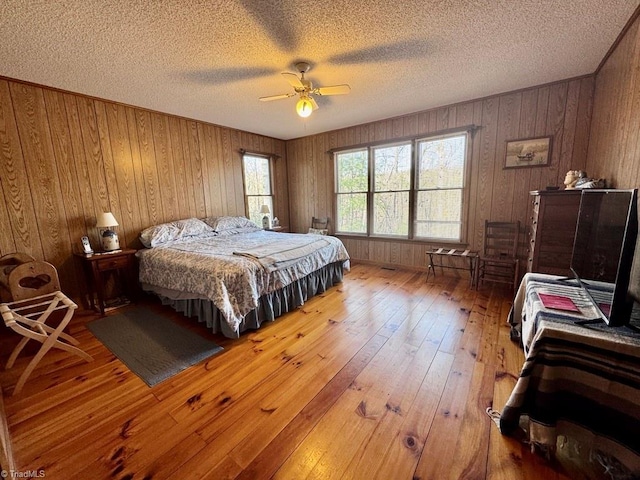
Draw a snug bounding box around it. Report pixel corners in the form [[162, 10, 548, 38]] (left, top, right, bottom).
[[137, 230, 350, 334]]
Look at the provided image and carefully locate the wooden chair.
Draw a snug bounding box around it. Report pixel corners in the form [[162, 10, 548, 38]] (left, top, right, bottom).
[[0, 261, 93, 395], [475, 221, 520, 290], [309, 217, 330, 234], [0, 253, 36, 302]]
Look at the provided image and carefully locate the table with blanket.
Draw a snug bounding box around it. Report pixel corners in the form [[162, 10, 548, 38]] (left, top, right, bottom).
[[500, 273, 640, 473]]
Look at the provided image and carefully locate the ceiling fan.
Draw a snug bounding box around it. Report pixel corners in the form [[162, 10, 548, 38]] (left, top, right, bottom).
[[259, 62, 351, 117]]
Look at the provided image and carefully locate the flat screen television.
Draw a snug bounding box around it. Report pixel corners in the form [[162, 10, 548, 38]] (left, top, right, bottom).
[[570, 188, 638, 326]]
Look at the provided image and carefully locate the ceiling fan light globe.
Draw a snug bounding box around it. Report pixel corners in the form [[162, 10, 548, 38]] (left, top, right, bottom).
[[296, 97, 313, 117]]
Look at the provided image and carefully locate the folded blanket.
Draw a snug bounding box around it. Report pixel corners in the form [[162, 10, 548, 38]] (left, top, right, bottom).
[[233, 237, 330, 272]]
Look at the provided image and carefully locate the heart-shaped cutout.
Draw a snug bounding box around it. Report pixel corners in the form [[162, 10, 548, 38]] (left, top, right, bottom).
[[18, 274, 52, 290]]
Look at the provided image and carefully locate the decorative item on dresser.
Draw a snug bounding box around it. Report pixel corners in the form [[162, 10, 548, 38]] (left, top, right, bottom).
[[527, 190, 582, 276]]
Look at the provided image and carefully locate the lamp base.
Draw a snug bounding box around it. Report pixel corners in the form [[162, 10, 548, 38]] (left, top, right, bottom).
[[261, 215, 272, 229], [101, 230, 120, 252]]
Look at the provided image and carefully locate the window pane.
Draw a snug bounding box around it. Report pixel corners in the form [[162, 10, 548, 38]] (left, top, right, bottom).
[[417, 135, 465, 189], [415, 190, 462, 240], [247, 196, 273, 227], [337, 193, 367, 233], [373, 192, 409, 236], [374, 144, 411, 191], [243, 155, 271, 195], [337, 150, 368, 193]]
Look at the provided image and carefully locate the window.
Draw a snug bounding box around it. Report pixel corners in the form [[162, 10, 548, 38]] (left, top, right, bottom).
[[242, 153, 273, 226], [335, 149, 368, 234], [334, 131, 468, 242]]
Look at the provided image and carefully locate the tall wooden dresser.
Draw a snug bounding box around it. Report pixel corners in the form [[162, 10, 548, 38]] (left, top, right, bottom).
[[527, 190, 582, 276]]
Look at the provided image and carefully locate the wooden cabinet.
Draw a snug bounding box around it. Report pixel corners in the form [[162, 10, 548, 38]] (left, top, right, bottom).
[[527, 190, 582, 276]]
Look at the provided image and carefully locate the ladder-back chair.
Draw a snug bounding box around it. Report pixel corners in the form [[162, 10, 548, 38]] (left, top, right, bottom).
[[309, 217, 330, 235], [475, 221, 521, 291]]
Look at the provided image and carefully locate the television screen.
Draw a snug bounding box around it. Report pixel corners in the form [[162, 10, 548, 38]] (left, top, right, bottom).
[[570, 189, 638, 326]]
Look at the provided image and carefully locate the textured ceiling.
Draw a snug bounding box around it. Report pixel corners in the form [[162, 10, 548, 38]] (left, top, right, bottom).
[[1, 1, 638, 140]]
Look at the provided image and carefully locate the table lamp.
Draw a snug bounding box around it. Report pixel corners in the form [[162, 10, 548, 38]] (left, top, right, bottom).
[[96, 212, 120, 251], [260, 204, 272, 229]]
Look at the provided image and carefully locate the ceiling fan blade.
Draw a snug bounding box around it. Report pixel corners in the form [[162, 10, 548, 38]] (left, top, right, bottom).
[[259, 93, 296, 102], [310, 97, 319, 110], [314, 84, 351, 96], [282, 72, 304, 89]]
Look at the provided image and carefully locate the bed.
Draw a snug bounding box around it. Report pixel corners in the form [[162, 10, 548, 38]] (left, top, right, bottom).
[[136, 216, 350, 338]]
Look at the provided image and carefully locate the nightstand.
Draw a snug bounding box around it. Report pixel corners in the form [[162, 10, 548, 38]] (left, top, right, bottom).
[[74, 249, 138, 314], [265, 226, 289, 232]]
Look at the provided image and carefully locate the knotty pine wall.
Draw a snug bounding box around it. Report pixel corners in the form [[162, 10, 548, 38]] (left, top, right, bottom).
[[286, 77, 594, 270], [0, 78, 288, 295], [586, 10, 640, 189]]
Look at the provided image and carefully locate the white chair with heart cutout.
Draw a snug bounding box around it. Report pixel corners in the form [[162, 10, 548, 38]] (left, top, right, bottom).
[[0, 260, 93, 395]]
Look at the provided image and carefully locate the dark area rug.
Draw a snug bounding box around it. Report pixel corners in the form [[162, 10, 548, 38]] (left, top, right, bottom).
[[87, 306, 223, 386]]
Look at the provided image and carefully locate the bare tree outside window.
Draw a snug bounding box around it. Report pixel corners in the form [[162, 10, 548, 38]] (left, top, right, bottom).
[[334, 131, 468, 241]]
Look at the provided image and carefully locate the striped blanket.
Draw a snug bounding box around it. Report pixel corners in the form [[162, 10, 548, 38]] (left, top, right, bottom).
[[501, 273, 640, 474]]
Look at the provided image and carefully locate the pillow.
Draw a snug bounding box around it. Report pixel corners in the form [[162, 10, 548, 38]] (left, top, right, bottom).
[[203, 216, 258, 231], [308, 227, 329, 235], [140, 218, 213, 247]]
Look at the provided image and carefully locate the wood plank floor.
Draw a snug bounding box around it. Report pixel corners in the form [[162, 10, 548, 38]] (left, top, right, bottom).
[[0, 264, 603, 479]]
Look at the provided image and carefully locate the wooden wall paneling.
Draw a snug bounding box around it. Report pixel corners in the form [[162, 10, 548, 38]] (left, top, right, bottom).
[[0, 180, 16, 255], [541, 82, 568, 189], [150, 112, 179, 222], [62, 94, 95, 244], [176, 118, 197, 216], [104, 102, 143, 246], [573, 77, 594, 178], [476, 97, 499, 244], [229, 129, 245, 218], [555, 79, 581, 188], [221, 128, 239, 216], [42, 90, 86, 253], [493, 93, 522, 222], [94, 101, 126, 249], [134, 109, 162, 225], [166, 116, 191, 220], [0, 80, 39, 256], [436, 107, 449, 131], [202, 124, 225, 216], [618, 24, 640, 188], [526, 86, 550, 193], [513, 90, 539, 243], [9, 82, 73, 286], [211, 126, 230, 215], [314, 135, 329, 225], [466, 101, 484, 250], [125, 106, 152, 231], [195, 123, 214, 217], [76, 97, 110, 222], [185, 120, 207, 218]]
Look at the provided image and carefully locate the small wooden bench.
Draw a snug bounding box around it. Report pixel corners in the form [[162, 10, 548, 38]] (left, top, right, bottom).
[[426, 248, 479, 288]]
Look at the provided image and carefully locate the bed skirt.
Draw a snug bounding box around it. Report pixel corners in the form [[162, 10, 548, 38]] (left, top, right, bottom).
[[153, 261, 345, 338]]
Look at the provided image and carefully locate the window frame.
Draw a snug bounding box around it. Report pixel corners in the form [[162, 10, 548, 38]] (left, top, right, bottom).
[[241, 152, 274, 226], [333, 128, 472, 243]]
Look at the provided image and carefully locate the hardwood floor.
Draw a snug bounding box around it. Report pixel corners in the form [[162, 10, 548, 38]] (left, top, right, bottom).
[[0, 264, 598, 479]]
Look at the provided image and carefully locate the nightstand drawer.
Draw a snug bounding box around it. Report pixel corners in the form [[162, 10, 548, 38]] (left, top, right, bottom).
[[96, 255, 131, 271]]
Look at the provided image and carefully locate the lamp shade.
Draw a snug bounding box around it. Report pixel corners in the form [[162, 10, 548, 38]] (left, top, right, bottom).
[[96, 212, 119, 228], [260, 204, 271, 214]]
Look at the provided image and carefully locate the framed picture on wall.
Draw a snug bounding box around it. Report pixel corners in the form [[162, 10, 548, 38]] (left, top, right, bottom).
[[504, 136, 552, 169]]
